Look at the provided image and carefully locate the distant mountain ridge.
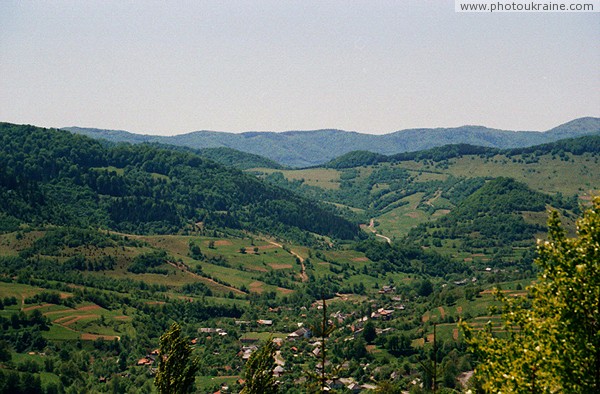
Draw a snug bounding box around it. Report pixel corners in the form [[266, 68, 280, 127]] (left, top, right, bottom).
[[64, 117, 600, 167]]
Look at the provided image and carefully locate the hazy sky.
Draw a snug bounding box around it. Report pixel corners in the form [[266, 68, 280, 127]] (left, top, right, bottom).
[[1, 1, 598, 135]]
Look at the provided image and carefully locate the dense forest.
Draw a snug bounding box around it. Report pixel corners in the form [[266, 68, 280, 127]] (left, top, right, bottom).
[[0, 123, 358, 242]]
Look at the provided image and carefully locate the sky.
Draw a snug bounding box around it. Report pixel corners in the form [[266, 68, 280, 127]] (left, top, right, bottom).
[[1, 1, 598, 135]]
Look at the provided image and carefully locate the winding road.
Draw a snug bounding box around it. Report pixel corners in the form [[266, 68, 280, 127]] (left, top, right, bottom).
[[367, 218, 391, 244], [267, 241, 308, 282]]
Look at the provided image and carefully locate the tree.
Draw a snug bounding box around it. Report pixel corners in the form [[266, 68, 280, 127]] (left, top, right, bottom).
[[363, 320, 377, 344], [0, 340, 11, 362], [154, 322, 199, 394], [418, 279, 433, 297], [241, 338, 277, 394], [462, 197, 600, 393]]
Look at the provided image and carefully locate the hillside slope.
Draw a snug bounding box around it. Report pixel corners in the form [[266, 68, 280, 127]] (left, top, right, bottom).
[[325, 134, 600, 168], [258, 135, 598, 244], [0, 123, 358, 242]]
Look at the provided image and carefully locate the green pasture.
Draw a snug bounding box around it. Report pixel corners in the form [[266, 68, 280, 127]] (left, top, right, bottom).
[[253, 167, 342, 189], [0, 282, 49, 300], [374, 193, 430, 239]]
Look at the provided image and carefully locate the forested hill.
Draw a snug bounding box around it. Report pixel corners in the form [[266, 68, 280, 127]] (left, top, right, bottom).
[[406, 177, 578, 262], [196, 147, 284, 170], [0, 123, 358, 241], [325, 134, 600, 168], [65, 117, 600, 167], [136, 143, 284, 170]]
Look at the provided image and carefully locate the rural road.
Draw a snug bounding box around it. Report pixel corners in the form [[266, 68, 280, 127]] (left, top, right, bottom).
[[267, 241, 308, 282], [367, 218, 391, 244]]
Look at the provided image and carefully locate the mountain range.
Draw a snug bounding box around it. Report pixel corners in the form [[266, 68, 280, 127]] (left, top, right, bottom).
[[64, 117, 600, 167]]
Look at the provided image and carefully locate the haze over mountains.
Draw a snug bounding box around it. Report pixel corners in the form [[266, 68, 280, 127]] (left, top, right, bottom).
[[65, 117, 600, 167]]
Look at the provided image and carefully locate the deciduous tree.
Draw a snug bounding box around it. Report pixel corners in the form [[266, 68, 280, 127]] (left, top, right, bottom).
[[241, 338, 277, 394], [462, 197, 600, 393], [154, 322, 198, 394]]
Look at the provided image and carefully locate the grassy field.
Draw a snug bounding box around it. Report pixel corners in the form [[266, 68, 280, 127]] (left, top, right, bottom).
[[195, 375, 240, 392], [0, 283, 131, 341], [374, 192, 432, 239], [252, 167, 342, 189], [0, 282, 49, 301], [392, 153, 600, 197]]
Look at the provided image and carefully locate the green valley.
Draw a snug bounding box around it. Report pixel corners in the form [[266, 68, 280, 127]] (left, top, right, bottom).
[[0, 122, 598, 393]]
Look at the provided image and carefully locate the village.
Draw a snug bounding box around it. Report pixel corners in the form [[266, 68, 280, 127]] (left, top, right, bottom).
[[134, 286, 416, 393]]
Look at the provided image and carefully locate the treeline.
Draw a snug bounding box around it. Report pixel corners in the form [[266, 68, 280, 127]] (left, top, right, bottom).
[[131, 142, 285, 170], [324, 135, 600, 168], [355, 239, 467, 277], [197, 146, 284, 170], [0, 123, 359, 242]]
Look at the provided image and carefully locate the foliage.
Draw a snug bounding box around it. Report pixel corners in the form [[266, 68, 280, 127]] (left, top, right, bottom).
[[408, 177, 554, 251], [241, 338, 278, 394], [128, 250, 169, 274], [356, 239, 465, 277], [325, 150, 387, 169], [326, 134, 600, 168], [197, 146, 284, 170], [154, 322, 199, 394], [462, 197, 600, 393], [0, 123, 359, 242]]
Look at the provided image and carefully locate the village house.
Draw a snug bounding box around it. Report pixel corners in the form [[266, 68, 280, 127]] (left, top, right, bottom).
[[352, 329, 364, 339], [332, 310, 353, 323], [287, 326, 311, 341], [371, 307, 394, 320], [136, 348, 160, 367], [239, 345, 258, 360], [375, 327, 394, 335], [378, 285, 396, 294], [199, 327, 228, 336], [136, 357, 153, 366], [274, 350, 285, 366]]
